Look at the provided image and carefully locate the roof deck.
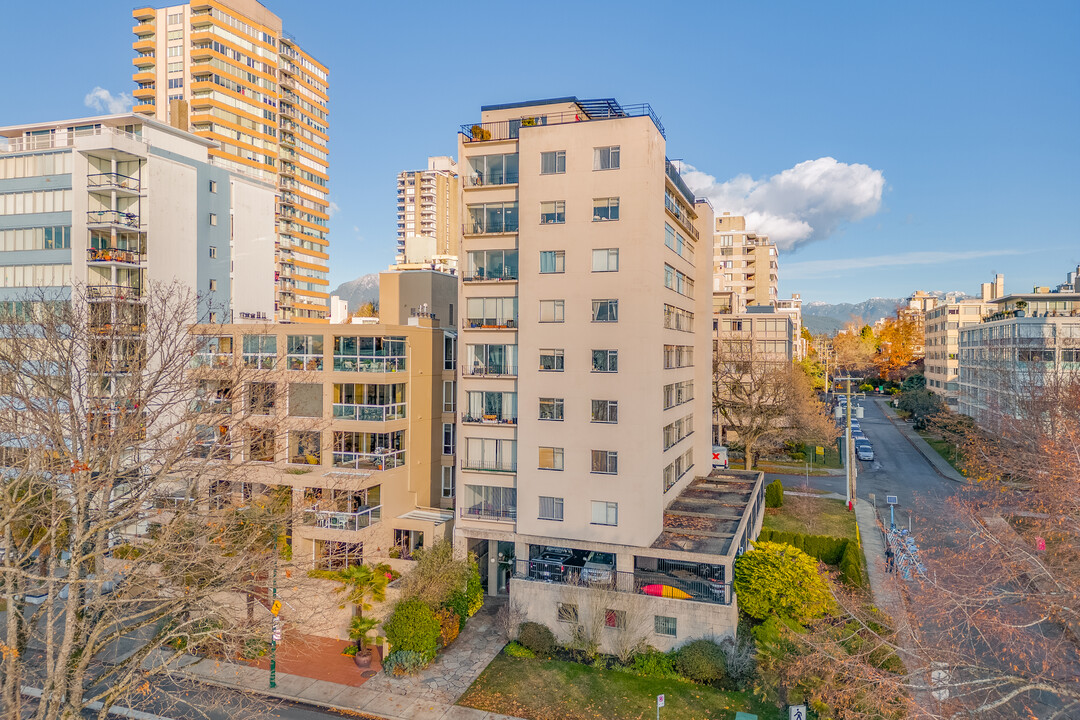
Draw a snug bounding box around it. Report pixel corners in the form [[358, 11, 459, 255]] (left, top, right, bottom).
[[652, 470, 765, 557]]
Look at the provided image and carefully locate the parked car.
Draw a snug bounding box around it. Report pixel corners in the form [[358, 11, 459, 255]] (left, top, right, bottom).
[[580, 551, 616, 584], [852, 431, 867, 442], [857, 446, 875, 461], [531, 548, 584, 582]]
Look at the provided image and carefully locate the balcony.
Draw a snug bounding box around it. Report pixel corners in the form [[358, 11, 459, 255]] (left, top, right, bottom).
[[332, 450, 405, 471], [132, 22, 156, 36], [460, 505, 516, 523], [87, 248, 143, 266], [303, 506, 382, 532], [464, 171, 519, 188], [461, 458, 516, 473], [461, 413, 517, 426], [88, 172, 142, 195], [332, 402, 406, 422], [460, 101, 665, 143], [133, 39, 155, 53], [665, 159, 696, 205], [332, 356, 406, 373], [87, 210, 140, 229], [513, 560, 731, 606], [462, 269, 517, 283], [87, 285, 143, 302], [464, 318, 516, 330], [132, 55, 156, 68], [461, 363, 517, 378]]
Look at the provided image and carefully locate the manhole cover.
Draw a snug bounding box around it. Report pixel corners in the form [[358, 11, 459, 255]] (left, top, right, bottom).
[[360, 670, 378, 678]]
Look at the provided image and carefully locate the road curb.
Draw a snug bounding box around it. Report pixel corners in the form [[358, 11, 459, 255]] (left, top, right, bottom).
[[176, 669, 387, 719], [874, 399, 968, 485]]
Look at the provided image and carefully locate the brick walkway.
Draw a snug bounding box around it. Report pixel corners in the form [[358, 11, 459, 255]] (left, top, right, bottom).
[[243, 628, 378, 687], [362, 600, 505, 704]]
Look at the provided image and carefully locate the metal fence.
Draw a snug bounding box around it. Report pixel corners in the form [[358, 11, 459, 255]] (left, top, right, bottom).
[[514, 559, 731, 605]]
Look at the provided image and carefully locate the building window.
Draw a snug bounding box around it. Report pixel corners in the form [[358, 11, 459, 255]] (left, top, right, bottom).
[[593, 197, 620, 221], [539, 250, 565, 274], [557, 603, 578, 623], [539, 397, 564, 421], [442, 466, 455, 498], [540, 150, 566, 175], [591, 400, 618, 424], [539, 496, 564, 521], [539, 300, 564, 323], [167, 77, 184, 89], [467, 202, 518, 234], [539, 446, 564, 471], [443, 381, 455, 412], [444, 334, 456, 370], [209, 213, 217, 226], [539, 348, 564, 371], [209, 246, 217, 259], [209, 180, 218, 193], [605, 609, 626, 629], [591, 451, 618, 475], [592, 248, 619, 272], [540, 201, 565, 225], [442, 423, 455, 455], [591, 500, 618, 525], [591, 300, 618, 323], [248, 382, 276, 415], [167, 12, 182, 24], [209, 311, 218, 323], [592, 349, 618, 373], [654, 616, 677, 637], [209, 279, 217, 292], [594, 146, 620, 170]]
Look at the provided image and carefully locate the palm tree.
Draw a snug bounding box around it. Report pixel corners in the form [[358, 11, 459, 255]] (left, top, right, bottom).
[[311, 563, 390, 653]]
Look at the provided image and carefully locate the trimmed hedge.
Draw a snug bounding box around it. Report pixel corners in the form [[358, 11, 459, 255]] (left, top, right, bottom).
[[757, 528, 865, 587], [765, 479, 784, 508], [518, 621, 557, 656], [384, 598, 440, 659], [673, 639, 727, 683]]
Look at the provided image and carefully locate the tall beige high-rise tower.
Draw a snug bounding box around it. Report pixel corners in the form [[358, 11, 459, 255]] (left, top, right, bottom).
[[132, 0, 330, 323], [395, 156, 460, 271], [712, 212, 778, 311]]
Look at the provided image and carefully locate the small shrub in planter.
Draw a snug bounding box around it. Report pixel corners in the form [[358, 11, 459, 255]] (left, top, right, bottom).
[[384, 598, 439, 659], [517, 621, 556, 656], [435, 608, 461, 647], [383, 649, 429, 676], [504, 641, 535, 658], [765, 479, 784, 508], [674, 639, 727, 683], [628, 648, 677, 679]]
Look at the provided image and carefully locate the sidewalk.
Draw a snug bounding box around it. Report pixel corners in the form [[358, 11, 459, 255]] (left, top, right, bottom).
[[172, 602, 521, 720], [874, 399, 967, 484]]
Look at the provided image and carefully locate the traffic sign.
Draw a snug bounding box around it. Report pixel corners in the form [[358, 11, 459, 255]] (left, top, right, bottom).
[[270, 599, 281, 616], [886, 495, 898, 505], [789, 705, 807, 720], [657, 694, 664, 707], [815, 446, 824, 455]]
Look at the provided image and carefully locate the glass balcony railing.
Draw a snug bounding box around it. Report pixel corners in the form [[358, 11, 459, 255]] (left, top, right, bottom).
[[332, 402, 406, 422], [333, 356, 406, 373], [331, 450, 405, 471], [303, 505, 382, 532]]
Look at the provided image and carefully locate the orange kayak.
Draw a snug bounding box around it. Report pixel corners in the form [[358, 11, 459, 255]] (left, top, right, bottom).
[[641, 584, 692, 599]]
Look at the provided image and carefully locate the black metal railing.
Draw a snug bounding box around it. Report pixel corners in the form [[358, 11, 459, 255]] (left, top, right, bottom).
[[87, 173, 141, 192], [460, 103, 664, 142], [465, 171, 519, 187], [87, 247, 142, 265], [665, 160, 695, 205], [461, 459, 517, 473], [461, 414, 517, 426], [460, 505, 516, 522], [514, 559, 731, 605], [462, 270, 518, 282], [87, 210, 139, 228], [461, 364, 517, 377]]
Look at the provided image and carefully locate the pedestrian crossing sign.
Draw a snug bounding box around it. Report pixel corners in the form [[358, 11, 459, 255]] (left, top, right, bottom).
[[270, 599, 282, 616]]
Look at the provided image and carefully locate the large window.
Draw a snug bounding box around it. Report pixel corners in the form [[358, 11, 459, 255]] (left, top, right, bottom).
[[540, 250, 565, 274], [591, 400, 618, 424], [592, 248, 619, 272], [465, 391, 517, 424], [591, 501, 618, 525], [539, 496, 564, 521], [289, 430, 321, 465], [592, 300, 618, 323], [287, 334, 324, 370], [664, 223, 695, 265], [465, 344, 517, 376], [664, 345, 694, 369], [466, 297, 517, 328], [591, 450, 618, 474], [538, 446, 564, 471], [539, 348, 564, 371], [332, 383, 406, 421], [664, 304, 694, 332], [540, 201, 565, 225], [539, 397, 564, 421], [592, 197, 620, 221], [539, 300, 564, 323], [592, 349, 618, 373], [663, 414, 694, 451], [467, 152, 518, 186], [540, 150, 565, 175], [664, 264, 695, 298], [248, 382, 276, 414], [463, 438, 516, 472], [467, 202, 518, 234], [593, 146, 620, 170], [242, 334, 277, 369], [466, 249, 518, 281], [462, 485, 516, 521], [663, 380, 694, 409], [334, 336, 407, 373]]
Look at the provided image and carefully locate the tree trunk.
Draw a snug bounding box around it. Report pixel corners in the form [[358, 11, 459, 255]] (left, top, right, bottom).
[[744, 439, 754, 470]]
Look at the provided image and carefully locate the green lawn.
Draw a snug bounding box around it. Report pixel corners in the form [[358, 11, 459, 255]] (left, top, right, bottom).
[[917, 431, 965, 474], [763, 494, 858, 541], [458, 653, 781, 720]]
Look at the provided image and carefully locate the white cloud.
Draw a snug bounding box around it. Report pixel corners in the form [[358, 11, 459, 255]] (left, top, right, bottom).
[[682, 157, 886, 250], [328, 201, 341, 218], [784, 249, 1023, 280], [84, 87, 134, 114]]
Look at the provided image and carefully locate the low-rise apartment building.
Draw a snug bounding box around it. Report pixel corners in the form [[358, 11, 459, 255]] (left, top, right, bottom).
[[924, 275, 1001, 406], [190, 271, 457, 567]]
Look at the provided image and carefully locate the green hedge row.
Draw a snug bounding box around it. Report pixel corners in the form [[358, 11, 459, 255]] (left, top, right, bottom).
[[757, 528, 864, 586]]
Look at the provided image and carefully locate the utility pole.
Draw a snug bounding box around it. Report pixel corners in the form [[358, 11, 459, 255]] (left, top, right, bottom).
[[835, 375, 861, 509]]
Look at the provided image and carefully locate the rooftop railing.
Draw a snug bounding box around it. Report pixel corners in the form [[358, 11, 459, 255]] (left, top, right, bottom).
[[1, 126, 148, 154], [460, 103, 664, 143], [665, 160, 696, 205]]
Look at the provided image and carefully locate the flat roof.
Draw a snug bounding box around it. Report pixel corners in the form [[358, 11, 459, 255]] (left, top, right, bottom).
[[0, 113, 217, 149], [652, 471, 763, 557]]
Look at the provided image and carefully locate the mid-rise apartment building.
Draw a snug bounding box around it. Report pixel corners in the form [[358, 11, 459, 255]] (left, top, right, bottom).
[[924, 275, 1001, 406], [132, 0, 330, 323], [898, 290, 938, 358], [190, 269, 457, 566], [958, 268, 1080, 426], [713, 212, 778, 309], [0, 114, 276, 322], [451, 97, 757, 649], [395, 157, 460, 271]]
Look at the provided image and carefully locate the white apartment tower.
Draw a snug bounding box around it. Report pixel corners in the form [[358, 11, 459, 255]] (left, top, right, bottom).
[[453, 98, 714, 609]]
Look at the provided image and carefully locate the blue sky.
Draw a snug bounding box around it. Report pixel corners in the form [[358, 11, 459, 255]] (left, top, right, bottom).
[[2, 1, 1077, 303]]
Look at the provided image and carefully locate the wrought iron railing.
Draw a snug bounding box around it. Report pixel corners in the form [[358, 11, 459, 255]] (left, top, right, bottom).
[[87, 210, 140, 228], [460, 103, 664, 143]]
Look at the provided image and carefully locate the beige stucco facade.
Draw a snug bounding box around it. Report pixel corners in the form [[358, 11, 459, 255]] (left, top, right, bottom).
[[395, 157, 461, 271]]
